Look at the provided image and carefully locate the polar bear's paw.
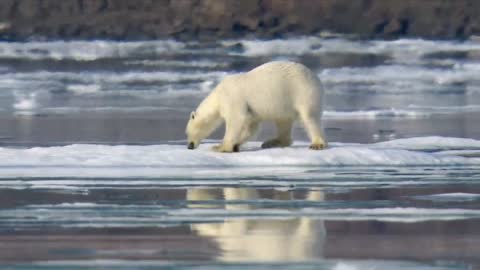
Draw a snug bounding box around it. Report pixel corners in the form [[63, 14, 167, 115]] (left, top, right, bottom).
[[309, 142, 326, 150], [211, 144, 240, 153]]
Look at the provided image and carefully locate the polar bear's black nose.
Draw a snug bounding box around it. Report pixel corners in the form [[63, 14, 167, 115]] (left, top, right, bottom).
[[187, 142, 195, 150]]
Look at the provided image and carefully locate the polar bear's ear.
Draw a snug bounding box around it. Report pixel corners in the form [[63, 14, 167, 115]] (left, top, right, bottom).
[[190, 111, 196, 120]]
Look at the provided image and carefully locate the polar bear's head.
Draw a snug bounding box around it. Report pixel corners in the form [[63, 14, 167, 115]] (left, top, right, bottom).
[[186, 111, 219, 150], [186, 111, 202, 149]]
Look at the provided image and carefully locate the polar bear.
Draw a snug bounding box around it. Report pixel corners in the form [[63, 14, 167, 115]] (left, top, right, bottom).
[[186, 61, 327, 152]]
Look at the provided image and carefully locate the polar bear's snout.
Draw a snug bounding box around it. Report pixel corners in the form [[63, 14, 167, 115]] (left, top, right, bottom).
[[187, 142, 196, 150]]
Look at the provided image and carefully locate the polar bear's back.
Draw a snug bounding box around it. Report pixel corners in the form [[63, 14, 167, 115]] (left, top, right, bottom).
[[217, 61, 323, 119]]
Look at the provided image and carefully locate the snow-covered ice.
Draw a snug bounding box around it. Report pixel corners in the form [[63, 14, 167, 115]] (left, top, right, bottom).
[[0, 137, 478, 178]]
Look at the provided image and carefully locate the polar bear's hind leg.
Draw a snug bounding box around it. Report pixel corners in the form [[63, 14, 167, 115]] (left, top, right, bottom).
[[261, 120, 293, 149], [299, 110, 327, 150]]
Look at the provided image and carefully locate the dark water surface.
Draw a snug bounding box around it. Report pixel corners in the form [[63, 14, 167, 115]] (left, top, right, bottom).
[[2, 111, 480, 147], [1, 167, 480, 269]]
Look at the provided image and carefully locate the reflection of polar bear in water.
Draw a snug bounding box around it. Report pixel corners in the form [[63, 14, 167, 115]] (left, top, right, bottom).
[[186, 61, 327, 152], [187, 188, 326, 262]]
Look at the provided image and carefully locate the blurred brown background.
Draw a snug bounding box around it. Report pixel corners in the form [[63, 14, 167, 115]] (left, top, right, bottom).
[[0, 0, 479, 40]]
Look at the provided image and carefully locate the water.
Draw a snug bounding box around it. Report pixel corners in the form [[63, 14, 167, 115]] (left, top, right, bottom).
[[1, 36, 480, 269]]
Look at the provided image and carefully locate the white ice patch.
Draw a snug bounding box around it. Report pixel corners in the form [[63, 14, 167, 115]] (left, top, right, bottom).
[[38, 106, 185, 115], [321, 64, 480, 89], [66, 84, 102, 94], [125, 59, 227, 69], [374, 136, 480, 151], [5, 203, 480, 224], [435, 150, 480, 158], [1, 70, 226, 85], [413, 193, 480, 202], [321, 104, 480, 120], [0, 137, 479, 178], [226, 37, 480, 63], [13, 92, 37, 111], [0, 40, 185, 61], [324, 109, 431, 119], [224, 37, 318, 57], [2, 35, 478, 63]]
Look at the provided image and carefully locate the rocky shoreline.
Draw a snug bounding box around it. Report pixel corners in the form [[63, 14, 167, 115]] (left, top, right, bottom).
[[0, 0, 479, 41]]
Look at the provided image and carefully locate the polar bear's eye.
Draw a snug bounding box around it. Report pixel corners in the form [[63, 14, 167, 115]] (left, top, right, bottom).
[[190, 111, 196, 120]]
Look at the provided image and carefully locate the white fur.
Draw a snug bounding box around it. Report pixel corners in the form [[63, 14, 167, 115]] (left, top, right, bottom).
[[186, 61, 327, 152]]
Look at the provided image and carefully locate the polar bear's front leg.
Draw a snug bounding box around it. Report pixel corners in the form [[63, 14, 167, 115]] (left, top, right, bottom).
[[211, 117, 246, 153]]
